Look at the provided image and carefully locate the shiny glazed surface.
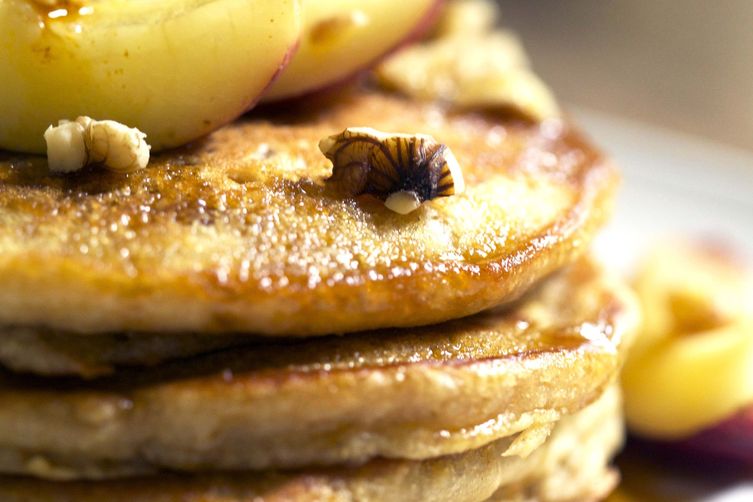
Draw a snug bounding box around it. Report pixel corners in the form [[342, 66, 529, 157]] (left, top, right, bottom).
[[0, 258, 637, 478], [0, 87, 618, 336], [0, 327, 252, 378]]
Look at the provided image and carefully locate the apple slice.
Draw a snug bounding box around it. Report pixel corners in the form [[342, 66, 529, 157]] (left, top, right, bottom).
[[262, 0, 440, 102], [622, 242, 753, 439], [0, 0, 301, 154]]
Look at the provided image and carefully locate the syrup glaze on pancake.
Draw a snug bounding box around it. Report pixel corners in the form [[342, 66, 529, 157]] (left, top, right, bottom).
[[0, 86, 618, 336], [0, 258, 637, 478], [0, 385, 622, 502], [0, 328, 252, 378]]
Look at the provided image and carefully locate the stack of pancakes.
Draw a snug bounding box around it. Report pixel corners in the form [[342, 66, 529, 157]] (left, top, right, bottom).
[[0, 68, 637, 502]]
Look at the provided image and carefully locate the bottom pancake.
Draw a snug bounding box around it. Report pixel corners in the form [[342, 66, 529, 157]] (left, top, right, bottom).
[[0, 258, 637, 479], [0, 385, 622, 502]]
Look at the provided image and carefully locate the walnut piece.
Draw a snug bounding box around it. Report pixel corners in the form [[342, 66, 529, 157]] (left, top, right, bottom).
[[44, 117, 150, 174], [320, 127, 464, 214]]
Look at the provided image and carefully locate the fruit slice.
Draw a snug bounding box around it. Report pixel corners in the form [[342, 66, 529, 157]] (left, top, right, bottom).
[[0, 0, 301, 154], [622, 242, 753, 439], [431, 0, 498, 38], [376, 1, 559, 121], [676, 404, 753, 463], [263, 0, 439, 101], [623, 319, 753, 439]]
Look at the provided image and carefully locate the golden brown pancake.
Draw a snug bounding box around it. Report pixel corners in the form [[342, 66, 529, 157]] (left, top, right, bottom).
[[0, 258, 637, 479], [0, 385, 622, 502], [0, 328, 252, 378], [0, 86, 618, 337]]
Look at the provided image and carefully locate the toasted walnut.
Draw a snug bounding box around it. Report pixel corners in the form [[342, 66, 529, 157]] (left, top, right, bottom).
[[44, 117, 150, 174], [320, 127, 465, 214], [376, 1, 560, 122]]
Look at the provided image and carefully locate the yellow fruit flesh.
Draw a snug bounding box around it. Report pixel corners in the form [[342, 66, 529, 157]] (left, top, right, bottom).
[[263, 0, 437, 101], [0, 0, 301, 153], [623, 321, 753, 438], [622, 244, 753, 438]]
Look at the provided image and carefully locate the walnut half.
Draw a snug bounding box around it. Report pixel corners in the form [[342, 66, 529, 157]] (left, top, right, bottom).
[[44, 116, 150, 174], [319, 127, 465, 214]]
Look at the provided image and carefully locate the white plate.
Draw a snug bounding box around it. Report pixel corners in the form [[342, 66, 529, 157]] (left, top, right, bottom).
[[578, 108, 753, 271], [575, 107, 753, 501]]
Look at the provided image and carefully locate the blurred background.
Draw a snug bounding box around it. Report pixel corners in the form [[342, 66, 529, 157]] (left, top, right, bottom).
[[497, 0, 753, 151], [489, 7, 752, 498]]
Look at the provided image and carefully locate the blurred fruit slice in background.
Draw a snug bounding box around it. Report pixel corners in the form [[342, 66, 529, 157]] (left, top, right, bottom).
[[376, 0, 559, 121], [622, 241, 753, 442]]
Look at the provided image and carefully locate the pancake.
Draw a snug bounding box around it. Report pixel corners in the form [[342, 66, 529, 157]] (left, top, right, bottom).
[[0, 328, 251, 378], [0, 257, 637, 479], [0, 86, 618, 337], [0, 384, 622, 502]]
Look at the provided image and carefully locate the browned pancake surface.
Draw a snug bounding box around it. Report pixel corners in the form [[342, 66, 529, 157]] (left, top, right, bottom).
[[0, 258, 637, 478], [0, 328, 252, 378], [0, 87, 618, 336]]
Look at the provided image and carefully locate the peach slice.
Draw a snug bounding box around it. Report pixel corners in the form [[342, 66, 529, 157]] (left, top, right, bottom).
[[622, 242, 753, 439], [0, 0, 301, 154], [263, 0, 440, 101]]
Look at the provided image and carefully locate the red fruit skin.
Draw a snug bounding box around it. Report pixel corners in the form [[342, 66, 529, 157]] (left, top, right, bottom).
[[374, 0, 447, 67], [673, 405, 753, 464], [244, 39, 300, 113]]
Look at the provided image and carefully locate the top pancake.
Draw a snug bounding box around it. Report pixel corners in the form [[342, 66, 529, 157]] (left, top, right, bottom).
[[0, 86, 618, 336]]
